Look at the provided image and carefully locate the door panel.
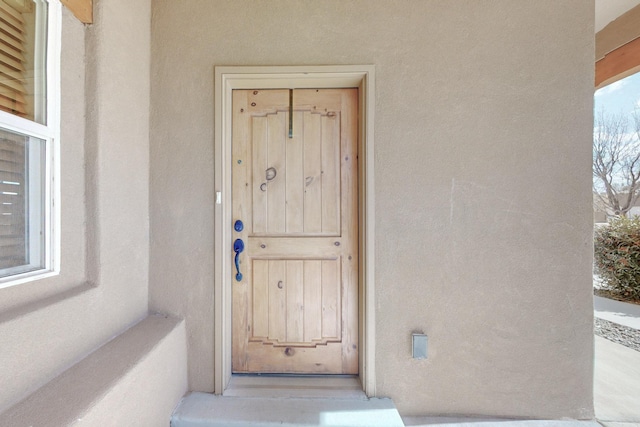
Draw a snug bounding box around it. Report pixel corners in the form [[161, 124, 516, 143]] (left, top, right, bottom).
[[250, 110, 341, 236], [250, 259, 341, 347], [232, 88, 358, 374]]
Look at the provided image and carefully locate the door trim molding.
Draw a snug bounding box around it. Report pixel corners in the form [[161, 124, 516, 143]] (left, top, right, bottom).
[[214, 65, 376, 396]]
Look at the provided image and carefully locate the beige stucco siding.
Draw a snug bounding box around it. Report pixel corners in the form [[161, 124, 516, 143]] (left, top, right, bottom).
[[0, 0, 152, 412], [149, 0, 595, 418]]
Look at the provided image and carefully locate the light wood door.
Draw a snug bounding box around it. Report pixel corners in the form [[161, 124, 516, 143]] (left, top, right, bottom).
[[231, 88, 358, 374]]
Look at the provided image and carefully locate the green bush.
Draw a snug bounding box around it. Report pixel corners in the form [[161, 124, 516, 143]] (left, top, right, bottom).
[[594, 216, 640, 301]]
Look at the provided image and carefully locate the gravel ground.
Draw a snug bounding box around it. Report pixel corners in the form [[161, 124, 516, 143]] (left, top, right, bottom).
[[595, 317, 640, 352]]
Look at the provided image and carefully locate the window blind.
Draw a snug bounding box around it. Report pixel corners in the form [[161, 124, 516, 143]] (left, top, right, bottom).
[[0, 0, 28, 118], [0, 1, 29, 271], [0, 133, 26, 269]]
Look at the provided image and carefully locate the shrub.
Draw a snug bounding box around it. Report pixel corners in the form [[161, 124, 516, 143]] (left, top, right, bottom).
[[594, 216, 640, 301]]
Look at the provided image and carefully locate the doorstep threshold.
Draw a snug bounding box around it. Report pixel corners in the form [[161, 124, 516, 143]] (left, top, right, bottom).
[[223, 374, 367, 399]]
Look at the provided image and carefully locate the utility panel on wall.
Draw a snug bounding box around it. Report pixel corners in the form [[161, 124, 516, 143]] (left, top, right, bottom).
[[412, 333, 428, 359]]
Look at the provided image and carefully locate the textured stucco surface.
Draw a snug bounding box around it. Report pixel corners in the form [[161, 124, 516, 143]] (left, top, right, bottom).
[[3, 315, 188, 426], [149, 0, 595, 418], [0, 0, 152, 412]]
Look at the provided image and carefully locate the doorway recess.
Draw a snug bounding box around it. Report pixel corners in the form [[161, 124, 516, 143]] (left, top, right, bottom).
[[213, 65, 376, 396]]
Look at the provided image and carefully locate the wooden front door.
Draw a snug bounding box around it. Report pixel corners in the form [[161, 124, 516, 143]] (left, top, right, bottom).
[[231, 88, 358, 374]]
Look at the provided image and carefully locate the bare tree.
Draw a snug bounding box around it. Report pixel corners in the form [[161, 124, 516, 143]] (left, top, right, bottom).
[[593, 109, 640, 218]]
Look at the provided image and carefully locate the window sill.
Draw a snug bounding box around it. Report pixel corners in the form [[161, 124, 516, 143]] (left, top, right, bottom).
[[0, 269, 59, 290]]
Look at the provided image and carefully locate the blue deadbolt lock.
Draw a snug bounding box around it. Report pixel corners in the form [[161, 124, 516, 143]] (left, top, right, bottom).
[[234, 238, 244, 281], [234, 220, 244, 232]]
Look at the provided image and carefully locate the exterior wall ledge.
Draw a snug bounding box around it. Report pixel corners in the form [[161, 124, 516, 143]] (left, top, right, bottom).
[[1, 313, 188, 426]]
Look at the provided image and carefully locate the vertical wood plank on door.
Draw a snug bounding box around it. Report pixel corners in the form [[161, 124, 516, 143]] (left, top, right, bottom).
[[268, 260, 286, 342], [252, 116, 268, 234], [340, 89, 359, 373], [267, 113, 286, 233], [252, 259, 269, 338], [285, 260, 304, 342], [303, 260, 322, 342], [303, 112, 322, 234], [321, 259, 341, 340], [286, 111, 304, 233], [321, 114, 340, 235], [232, 90, 250, 371]]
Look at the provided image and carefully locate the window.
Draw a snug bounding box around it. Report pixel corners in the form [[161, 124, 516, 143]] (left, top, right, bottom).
[[0, 0, 59, 286]]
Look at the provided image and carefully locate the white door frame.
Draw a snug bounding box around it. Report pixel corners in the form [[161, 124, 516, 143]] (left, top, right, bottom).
[[213, 65, 376, 396]]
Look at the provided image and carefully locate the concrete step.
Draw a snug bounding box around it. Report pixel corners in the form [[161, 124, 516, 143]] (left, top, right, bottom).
[[171, 392, 404, 427]]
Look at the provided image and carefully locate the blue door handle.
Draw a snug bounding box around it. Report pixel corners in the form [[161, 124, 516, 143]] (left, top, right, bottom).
[[234, 238, 244, 281]]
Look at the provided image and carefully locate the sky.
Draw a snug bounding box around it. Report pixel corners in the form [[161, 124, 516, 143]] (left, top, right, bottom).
[[593, 71, 640, 204], [594, 71, 640, 116]]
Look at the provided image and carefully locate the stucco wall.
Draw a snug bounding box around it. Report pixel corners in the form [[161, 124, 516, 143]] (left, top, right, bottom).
[[0, 0, 151, 411], [149, 0, 594, 418]]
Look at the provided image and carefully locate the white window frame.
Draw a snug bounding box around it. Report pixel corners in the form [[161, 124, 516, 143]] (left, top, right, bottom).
[[0, 0, 61, 289]]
